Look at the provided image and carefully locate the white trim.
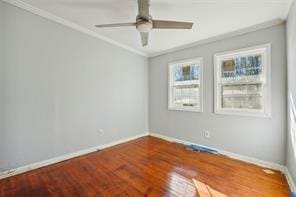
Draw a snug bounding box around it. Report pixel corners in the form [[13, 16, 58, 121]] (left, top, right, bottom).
[[1, 0, 147, 57], [149, 132, 296, 191], [168, 57, 203, 113], [149, 19, 284, 58], [1, 131, 295, 192], [0, 132, 148, 180], [213, 43, 272, 118], [0, 0, 285, 58], [149, 132, 285, 171], [284, 167, 296, 192]]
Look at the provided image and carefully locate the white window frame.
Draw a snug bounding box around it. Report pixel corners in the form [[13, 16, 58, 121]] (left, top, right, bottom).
[[168, 57, 203, 112], [214, 44, 271, 118]]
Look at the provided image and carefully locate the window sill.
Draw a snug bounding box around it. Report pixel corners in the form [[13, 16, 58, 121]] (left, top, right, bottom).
[[214, 110, 271, 118], [168, 106, 202, 113]]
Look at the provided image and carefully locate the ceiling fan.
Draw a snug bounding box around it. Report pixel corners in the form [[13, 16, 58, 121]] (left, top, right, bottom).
[[95, 0, 194, 47]]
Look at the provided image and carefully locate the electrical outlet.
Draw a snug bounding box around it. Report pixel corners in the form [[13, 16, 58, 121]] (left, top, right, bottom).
[[98, 129, 104, 137], [204, 130, 210, 138]]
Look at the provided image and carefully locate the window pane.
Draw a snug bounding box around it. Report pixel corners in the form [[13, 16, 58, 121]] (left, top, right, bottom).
[[221, 54, 262, 79], [170, 59, 202, 111], [173, 86, 199, 107], [182, 88, 190, 97], [247, 95, 262, 110], [221, 83, 262, 110], [175, 88, 182, 97], [175, 64, 200, 81], [215, 45, 270, 116], [191, 64, 199, 80]]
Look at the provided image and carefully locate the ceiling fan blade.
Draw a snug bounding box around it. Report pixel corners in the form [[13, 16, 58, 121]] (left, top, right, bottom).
[[140, 32, 149, 47], [95, 23, 136, 28], [138, 0, 150, 20], [152, 20, 193, 29]]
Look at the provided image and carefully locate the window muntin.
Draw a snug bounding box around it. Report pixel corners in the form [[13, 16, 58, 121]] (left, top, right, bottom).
[[169, 58, 203, 112], [214, 44, 271, 117]]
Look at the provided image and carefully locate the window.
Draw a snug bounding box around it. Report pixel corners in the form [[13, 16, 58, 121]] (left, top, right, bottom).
[[168, 57, 203, 112], [214, 44, 271, 117]]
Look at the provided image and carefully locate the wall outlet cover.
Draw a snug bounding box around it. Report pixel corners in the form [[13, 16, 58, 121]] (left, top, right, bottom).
[[204, 130, 210, 138], [98, 129, 104, 136]]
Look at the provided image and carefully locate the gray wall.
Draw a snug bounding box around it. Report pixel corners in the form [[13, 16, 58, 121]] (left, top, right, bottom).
[[0, 1, 148, 172], [0, 1, 5, 171], [286, 0, 296, 186], [149, 24, 287, 164], [0, 0, 290, 173]]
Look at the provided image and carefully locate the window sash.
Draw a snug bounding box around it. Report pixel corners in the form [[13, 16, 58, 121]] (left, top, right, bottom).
[[214, 44, 271, 117], [168, 58, 203, 112], [220, 83, 263, 111]]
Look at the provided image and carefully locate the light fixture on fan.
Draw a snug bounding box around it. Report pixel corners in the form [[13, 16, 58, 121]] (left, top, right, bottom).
[[136, 19, 153, 33]]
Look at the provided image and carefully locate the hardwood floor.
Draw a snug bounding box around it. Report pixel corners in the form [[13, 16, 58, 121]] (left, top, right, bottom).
[[0, 136, 290, 196]]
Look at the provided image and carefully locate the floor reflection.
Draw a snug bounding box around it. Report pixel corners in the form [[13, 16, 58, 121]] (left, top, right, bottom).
[[167, 172, 197, 196], [192, 178, 227, 197], [167, 171, 227, 197]]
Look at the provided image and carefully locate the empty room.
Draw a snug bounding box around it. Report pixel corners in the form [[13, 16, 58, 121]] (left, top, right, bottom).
[[0, 0, 296, 196]]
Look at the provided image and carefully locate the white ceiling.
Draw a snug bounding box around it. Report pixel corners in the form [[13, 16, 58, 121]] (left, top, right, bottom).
[[20, 0, 292, 56]]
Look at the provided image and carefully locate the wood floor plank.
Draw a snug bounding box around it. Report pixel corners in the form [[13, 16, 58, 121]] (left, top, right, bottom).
[[0, 136, 291, 196]]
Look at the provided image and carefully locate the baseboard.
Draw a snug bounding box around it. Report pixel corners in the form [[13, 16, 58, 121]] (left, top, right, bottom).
[[149, 132, 296, 192], [1, 131, 295, 192], [0, 132, 148, 180], [149, 132, 285, 171], [284, 167, 296, 192]]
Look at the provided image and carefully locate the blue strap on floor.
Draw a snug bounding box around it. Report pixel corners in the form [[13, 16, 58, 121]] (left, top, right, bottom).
[[292, 192, 296, 197], [187, 144, 219, 154]]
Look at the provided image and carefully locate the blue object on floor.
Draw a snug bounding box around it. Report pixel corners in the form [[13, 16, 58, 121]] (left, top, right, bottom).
[[292, 192, 296, 197], [187, 144, 219, 154]]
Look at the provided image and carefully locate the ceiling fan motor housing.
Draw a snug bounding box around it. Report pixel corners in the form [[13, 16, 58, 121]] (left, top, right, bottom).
[[136, 17, 153, 33]]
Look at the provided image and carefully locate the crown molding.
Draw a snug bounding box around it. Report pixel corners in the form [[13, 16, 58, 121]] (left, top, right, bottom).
[[1, 0, 286, 59], [148, 18, 285, 58], [1, 0, 148, 57]]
